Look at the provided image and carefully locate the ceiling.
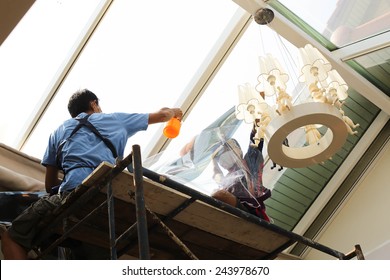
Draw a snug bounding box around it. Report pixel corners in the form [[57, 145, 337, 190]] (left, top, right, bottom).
[[0, 0, 389, 258], [0, 0, 35, 45]]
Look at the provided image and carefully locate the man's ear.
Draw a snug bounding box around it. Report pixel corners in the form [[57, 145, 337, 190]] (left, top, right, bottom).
[[90, 100, 99, 112], [88, 100, 94, 110]]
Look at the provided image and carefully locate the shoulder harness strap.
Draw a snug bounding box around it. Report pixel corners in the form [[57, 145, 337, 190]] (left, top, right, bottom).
[[56, 114, 118, 170]]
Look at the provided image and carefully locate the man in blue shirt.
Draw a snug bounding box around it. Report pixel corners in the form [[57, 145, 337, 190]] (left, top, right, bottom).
[[1, 88, 182, 259]]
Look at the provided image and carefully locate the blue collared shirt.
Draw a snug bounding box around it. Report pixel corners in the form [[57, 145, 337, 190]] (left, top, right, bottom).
[[42, 112, 148, 192]]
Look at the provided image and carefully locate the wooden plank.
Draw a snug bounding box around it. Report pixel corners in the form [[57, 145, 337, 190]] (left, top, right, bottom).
[[174, 201, 290, 252], [61, 190, 276, 259], [90, 163, 290, 253], [37, 161, 349, 260]]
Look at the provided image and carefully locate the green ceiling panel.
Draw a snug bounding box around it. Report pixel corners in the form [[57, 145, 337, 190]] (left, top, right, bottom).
[[272, 184, 314, 205], [306, 165, 333, 180], [328, 153, 344, 165], [275, 179, 317, 200], [283, 170, 323, 191], [315, 160, 338, 173], [270, 191, 308, 214], [304, 166, 331, 184]]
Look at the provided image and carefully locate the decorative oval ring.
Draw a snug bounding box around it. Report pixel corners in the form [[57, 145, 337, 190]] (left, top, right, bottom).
[[265, 102, 348, 168]]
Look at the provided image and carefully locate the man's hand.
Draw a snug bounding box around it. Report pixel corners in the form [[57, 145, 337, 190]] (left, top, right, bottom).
[[148, 107, 183, 124], [44, 165, 61, 194]]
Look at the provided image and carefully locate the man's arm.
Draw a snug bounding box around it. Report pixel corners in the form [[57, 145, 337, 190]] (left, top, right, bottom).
[[148, 107, 182, 124], [44, 165, 62, 193]]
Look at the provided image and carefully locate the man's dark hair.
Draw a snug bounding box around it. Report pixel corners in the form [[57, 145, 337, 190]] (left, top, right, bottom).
[[68, 89, 99, 118]]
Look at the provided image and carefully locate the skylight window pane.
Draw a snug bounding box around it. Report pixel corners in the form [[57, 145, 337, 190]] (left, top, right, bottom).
[[348, 46, 390, 94], [278, 0, 390, 47], [149, 21, 300, 194], [0, 0, 103, 148], [22, 0, 238, 159]]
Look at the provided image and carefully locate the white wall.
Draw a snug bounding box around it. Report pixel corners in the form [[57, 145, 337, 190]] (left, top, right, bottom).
[[305, 140, 390, 259]]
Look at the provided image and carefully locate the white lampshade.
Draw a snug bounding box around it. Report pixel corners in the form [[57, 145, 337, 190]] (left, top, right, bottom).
[[235, 83, 268, 123], [324, 69, 349, 101], [257, 54, 289, 96], [298, 44, 332, 85]]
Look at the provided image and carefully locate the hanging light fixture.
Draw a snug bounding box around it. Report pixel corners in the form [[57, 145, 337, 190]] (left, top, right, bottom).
[[256, 53, 289, 97], [234, 8, 359, 169], [235, 83, 270, 124], [298, 43, 332, 85]]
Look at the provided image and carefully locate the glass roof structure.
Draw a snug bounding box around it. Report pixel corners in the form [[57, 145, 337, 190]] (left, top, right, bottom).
[[0, 0, 389, 258]]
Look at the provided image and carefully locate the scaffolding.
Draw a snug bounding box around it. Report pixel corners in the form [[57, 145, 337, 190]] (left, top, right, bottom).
[[31, 145, 364, 260]]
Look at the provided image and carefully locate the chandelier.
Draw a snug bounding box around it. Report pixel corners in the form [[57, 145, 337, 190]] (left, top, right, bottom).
[[235, 9, 359, 168]]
